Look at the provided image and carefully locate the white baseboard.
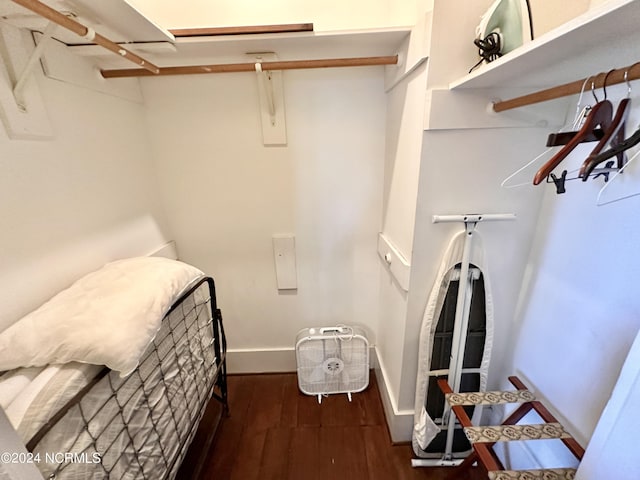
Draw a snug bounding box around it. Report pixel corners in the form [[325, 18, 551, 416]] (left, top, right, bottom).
[[226, 345, 380, 374], [373, 347, 414, 443], [226, 348, 297, 373]]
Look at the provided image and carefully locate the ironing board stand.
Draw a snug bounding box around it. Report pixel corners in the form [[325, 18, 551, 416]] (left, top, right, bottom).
[[413, 213, 514, 466]]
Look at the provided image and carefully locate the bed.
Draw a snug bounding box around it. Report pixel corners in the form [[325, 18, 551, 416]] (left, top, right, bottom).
[[0, 257, 227, 480]]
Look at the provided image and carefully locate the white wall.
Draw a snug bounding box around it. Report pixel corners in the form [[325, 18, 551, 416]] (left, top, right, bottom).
[[141, 66, 386, 370], [374, 11, 430, 438], [577, 329, 640, 480], [0, 24, 170, 459], [0, 39, 170, 333], [129, 0, 418, 31], [529, 0, 591, 37], [511, 81, 640, 448]]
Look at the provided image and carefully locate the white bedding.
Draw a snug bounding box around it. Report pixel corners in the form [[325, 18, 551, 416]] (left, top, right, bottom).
[[0, 257, 204, 376], [0, 366, 44, 411], [0, 362, 104, 443], [0, 260, 221, 480], [27, 280, 219, 480], [5, 366, 61, 430]]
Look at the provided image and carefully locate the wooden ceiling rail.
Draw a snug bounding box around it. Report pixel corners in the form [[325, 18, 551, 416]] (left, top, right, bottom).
[[101, 55, 399, 78], [11, 0, 160, 74], [493, 62, 640, 112]]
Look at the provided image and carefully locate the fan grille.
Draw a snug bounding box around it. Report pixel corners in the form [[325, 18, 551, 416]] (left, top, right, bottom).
[[296, 330, 369, 396]]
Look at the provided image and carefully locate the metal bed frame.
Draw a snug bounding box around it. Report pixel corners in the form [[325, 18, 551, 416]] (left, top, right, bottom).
[[25, 276, 227, 480]]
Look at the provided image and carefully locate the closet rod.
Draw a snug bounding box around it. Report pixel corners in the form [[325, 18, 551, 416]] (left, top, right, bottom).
[[100, 55, 398, 78], [11, 0, 160, 74], [493, 62, 640, 112]]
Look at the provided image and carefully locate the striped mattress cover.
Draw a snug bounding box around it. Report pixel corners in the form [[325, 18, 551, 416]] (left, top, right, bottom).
[[0, 277, 225, 480]]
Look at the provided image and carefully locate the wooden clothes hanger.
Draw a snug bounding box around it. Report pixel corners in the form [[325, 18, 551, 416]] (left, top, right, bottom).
[[578, 100, 629, 178], [544, 73, 612, 148], [546, 128, 604, 147], [580, 68, 638, 180], [533, 98, 613, 185], [501, 78, 595, 189]]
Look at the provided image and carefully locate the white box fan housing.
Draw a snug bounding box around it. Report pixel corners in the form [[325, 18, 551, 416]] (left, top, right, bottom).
[[295, 326, 369, 403]]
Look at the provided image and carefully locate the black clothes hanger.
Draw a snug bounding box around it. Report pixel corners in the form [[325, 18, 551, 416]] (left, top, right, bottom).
[[582, 126, 640, 176]]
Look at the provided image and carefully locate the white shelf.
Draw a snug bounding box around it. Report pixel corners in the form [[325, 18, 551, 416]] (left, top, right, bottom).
[[65, 27, 410, 69], [1, 1, 409, 69], [0, 0, 174, 44], [174, 27, 409, 58], [450, 0, 640, 90]]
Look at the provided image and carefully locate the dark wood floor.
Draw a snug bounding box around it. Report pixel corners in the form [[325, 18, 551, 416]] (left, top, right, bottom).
[[179, 372, 481, 479]]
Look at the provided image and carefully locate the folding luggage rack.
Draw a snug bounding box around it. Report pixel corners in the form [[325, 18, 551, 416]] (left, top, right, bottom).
[[438, 375, 584, 480]]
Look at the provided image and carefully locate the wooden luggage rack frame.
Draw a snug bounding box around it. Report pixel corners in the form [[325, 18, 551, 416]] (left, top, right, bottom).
[[438, 376, 584, 480]]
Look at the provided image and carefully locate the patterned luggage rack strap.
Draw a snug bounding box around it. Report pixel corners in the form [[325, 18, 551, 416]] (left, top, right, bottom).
[[464, 422, 573, 444], [488, 468, 577, 480], [445, 389, 536, 406]]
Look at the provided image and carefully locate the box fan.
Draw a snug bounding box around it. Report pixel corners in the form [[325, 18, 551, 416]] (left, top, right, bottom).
[[295, 326, 369, 403]]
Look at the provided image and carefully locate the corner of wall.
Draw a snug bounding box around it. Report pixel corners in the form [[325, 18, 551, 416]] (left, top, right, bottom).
[[374, 346, 414, 442]]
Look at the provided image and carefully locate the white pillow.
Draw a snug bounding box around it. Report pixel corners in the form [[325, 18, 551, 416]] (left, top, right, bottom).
[[0, 257, 204, 376]]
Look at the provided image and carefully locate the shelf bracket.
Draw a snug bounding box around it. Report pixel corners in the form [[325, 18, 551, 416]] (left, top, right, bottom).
[[13, 21, 56, 112], [0, 22, 52, 139], [255, 62, 276, 124], [250, 53, 287, 146]]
